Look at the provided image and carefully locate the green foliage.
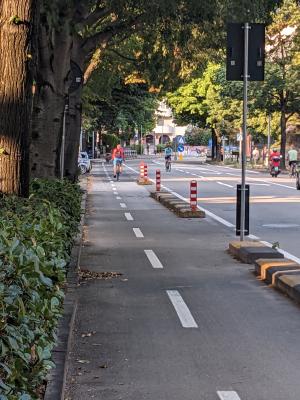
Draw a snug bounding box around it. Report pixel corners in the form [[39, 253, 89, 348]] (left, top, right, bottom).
[[102, 133, 120, 150], [156, 144, 165, 153], [185, 129, 211, 146], [130, 144, 144, 155], [0, 179, 82, 398]]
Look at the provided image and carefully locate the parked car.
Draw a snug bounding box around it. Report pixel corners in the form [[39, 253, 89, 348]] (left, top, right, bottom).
[[78, 151, 92, 172]]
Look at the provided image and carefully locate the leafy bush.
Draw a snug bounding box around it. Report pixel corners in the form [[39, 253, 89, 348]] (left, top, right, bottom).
[[156, 144, 165, 153], [0, 179, 82, 399]]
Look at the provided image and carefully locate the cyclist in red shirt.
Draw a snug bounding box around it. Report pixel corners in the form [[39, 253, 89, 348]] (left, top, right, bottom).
[[111, 144, 125, 178]]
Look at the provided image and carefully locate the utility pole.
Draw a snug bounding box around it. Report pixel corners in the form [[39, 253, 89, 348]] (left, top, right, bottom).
[[92, 130, 95, 159], [267, 114, 271, 164], [240, 23, 249, 241], [60, 101, 69, 180]]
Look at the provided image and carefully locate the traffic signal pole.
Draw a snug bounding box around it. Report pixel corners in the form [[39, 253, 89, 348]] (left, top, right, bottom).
[[240, 23, 249, 241]]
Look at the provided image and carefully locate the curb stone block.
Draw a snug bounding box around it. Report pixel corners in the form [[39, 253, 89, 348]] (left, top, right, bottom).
[[254, 258, 297, 279], [137, 178, 153, 185], [239, 246, 284, 264], [175, 208, 206, 218], [228, 240, 264, 258], [150, 191, 205, 218], [265, 265, 300, 285], [276, 274, 300, 304]]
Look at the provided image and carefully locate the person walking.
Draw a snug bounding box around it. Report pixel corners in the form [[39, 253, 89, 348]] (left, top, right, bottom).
[[252, 146, 260, 166]]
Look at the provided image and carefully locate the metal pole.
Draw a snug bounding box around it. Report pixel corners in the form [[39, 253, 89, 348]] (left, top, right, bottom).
[[80, 128, 83, 152], [240, 22, 249, 241], [222, 136, 225, 164], [60, 103, 68, 180], [267, 114, 271, 166], [92, 130, 95, 159]]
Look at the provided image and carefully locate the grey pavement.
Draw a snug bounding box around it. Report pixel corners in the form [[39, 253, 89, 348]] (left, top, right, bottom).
[[65, 159, 300, 400]]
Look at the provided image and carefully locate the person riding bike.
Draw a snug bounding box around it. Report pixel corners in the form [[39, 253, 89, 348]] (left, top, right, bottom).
[[112, 143, 125, 178], [164, 144, 173, 170], [287, 144, 298, 176]]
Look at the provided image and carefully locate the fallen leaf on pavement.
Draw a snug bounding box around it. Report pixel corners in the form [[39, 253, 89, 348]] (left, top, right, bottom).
[[79, 269, 123, 281], [77, 359, 90, 364]]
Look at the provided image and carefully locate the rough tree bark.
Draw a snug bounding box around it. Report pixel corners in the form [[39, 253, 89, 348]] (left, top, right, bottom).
[[64, 86, 83, 180], [0, 0, 37, 196], [30, 18, 72, 178]]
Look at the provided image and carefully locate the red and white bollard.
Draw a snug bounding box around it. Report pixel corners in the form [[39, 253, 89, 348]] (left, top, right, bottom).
[[140, 161, 145, 179], [190, 180, 197, 211], [156, 169, 161, 191], [144, 164, 148, 180]]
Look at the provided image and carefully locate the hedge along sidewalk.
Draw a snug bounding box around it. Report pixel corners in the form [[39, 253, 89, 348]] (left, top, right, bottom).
[[44, 179, 87, 400]]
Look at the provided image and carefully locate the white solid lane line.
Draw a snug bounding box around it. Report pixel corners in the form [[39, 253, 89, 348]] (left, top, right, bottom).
[[217, 391, 241, 400], [217, 181, 234, 188], [166, 290, 198, 328], [125, 212, 134, 221], [144, 250, 164, 269], [120, 203, 127, 208], [133, 228, 144, 238]]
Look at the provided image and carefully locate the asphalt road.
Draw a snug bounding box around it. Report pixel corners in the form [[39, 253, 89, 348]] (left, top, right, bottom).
[[65, 159, 300, 400], [128, 158, 300, 261]]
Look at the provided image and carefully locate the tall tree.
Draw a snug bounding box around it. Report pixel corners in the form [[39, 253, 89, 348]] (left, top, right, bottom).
[[29, 0, 282, 180], [0, 0, 37, 196], [251, 0, 300, 166]]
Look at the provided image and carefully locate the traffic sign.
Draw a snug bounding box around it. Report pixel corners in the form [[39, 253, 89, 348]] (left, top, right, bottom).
[[177, 144, 184, 152], [177, 136, 185, 144]]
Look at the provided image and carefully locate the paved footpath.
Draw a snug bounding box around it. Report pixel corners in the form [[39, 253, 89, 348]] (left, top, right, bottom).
[[65, 160, 300, 400]]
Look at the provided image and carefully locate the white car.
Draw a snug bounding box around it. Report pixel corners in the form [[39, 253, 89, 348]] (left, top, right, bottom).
[[78, 151, 92, 172]]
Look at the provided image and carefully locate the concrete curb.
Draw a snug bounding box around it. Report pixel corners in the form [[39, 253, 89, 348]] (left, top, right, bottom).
[[136, 177, 153, 185], [275, 274, 300, 304], [44, 179, 87, 400], [228, 239, 300, 306], [150, 191, 205, 218]]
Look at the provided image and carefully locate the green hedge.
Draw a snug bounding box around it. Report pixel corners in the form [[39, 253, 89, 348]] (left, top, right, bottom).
[[0, 179, 82, 399]]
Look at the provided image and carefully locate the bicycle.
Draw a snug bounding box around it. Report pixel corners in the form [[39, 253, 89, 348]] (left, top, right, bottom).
[[116, 159, 122, 181], [290, 161, 297, 178], [165, 158, 171, 172], [296, 163, 300, 190]]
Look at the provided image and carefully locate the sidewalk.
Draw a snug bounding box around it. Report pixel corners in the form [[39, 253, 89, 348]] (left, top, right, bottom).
[[64, 160, 300, 400]]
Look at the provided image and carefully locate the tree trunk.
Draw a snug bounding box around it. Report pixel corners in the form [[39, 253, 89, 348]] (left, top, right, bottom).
[[280, 110, 287, 170], [64, 87, 83, 181], [0, 0, 36, 196], [30, 20, 72, 178]]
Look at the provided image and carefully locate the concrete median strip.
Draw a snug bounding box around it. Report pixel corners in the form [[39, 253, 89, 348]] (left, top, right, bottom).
[[150, 191, 205, 218], [229, 240, 300, 306]]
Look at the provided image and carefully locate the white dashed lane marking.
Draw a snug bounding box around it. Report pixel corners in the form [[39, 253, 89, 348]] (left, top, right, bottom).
[[166, 290, 198, 328], [120, 203, 127, 208], [133, 228, 144, 238], [217, 391, 241, 400], [144, 250, 164, 269], [125, 213, 134, 221]]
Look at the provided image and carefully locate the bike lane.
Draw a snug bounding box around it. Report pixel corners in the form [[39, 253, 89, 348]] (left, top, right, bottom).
[[65, 160, 300, 400]]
